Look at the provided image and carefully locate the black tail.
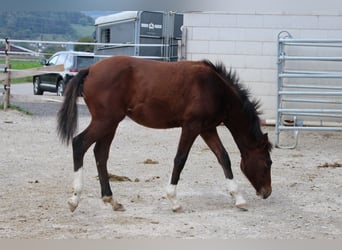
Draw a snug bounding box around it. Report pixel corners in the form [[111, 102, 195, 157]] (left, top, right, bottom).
[[57, 68, 89, 145]]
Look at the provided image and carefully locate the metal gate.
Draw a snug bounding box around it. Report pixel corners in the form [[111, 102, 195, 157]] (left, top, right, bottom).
[[275, 31, 342, 148]]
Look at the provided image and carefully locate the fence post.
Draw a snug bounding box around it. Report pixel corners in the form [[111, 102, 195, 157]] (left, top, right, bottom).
[[178, 26, 187, 61], [3, 38, 11, 111]]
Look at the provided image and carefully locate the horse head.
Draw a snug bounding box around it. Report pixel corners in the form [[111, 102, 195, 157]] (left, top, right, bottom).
[[240, 133, 273, 199]]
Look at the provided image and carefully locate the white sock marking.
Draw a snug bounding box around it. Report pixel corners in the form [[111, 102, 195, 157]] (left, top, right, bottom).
[[227, 178, 246, 206], [166, 184, 182, 212], [73, 168, 84, 193], [68, 168, 84, 211]]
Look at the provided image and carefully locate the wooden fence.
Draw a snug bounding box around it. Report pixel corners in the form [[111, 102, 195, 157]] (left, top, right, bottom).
[[0, 39, 68, 110]]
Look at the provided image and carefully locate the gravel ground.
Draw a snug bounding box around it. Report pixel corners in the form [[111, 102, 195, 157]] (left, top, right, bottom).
[[0, 94, 341, 239]]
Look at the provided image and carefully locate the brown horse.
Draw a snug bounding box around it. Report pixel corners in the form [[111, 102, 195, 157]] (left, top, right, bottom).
[[57, 56, 272, 213]]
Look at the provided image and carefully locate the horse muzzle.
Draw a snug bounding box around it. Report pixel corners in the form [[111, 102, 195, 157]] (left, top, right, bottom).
[[257, 186, 272, 199]]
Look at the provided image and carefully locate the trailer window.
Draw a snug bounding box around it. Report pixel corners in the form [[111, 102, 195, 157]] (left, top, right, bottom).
[[101, 28, 111, 43]]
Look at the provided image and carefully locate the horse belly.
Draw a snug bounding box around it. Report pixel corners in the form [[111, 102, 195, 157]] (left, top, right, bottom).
[[126, 101, 181, 129]]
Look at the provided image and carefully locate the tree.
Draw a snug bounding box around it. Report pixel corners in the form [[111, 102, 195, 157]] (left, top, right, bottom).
[[74, 36, 95, 52], [0, 11, 94, 41]]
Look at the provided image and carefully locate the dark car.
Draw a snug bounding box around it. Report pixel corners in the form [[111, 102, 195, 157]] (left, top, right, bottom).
[[33, 51, 95, 96]]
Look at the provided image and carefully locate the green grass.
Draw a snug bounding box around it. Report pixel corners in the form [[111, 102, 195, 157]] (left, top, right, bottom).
[[0, 103, 32, 115], [0, 59, 41, 69], [0, 59, 41, 83]]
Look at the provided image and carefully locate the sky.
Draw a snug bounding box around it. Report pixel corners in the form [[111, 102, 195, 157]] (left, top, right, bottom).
[[3, 0, 342, 12]]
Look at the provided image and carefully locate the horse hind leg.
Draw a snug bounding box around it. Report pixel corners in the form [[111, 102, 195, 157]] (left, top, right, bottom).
[[200, 128, 247, 211], [67, 120, 123, 212], [68, 129, 90, 212], [93, 125, 125, 211]]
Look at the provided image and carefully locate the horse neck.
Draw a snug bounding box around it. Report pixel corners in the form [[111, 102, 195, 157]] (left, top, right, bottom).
[[224, 109, 259, 155]]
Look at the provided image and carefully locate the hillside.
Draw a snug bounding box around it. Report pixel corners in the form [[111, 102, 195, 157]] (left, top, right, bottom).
[[81, 11, 116, 19], [0, 11, 95, 41]]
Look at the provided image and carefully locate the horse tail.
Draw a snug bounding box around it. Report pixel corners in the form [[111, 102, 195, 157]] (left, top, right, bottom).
[[57, 68, 89, 145]]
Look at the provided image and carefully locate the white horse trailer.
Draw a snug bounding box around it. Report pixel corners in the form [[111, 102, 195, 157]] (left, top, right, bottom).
[[94, 11, 183, 61]]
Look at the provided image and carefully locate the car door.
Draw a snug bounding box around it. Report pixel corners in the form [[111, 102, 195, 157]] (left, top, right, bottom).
[[40, 54, 59, 90], [52, 53, 68, 86], [40, 53, 67, 91]]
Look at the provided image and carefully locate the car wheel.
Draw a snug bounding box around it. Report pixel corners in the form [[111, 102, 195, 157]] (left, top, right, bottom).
[[33, 77, 43, 95], [57, 79, 65, 96]]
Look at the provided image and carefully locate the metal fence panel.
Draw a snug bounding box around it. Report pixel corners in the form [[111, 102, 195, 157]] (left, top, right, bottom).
[[275, 31, 342, 149]]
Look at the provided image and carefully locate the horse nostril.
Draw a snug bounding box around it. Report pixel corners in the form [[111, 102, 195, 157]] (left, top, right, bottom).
[[263, 187, 272, 199], [263, 192, 270, 199], [257, 187, 272, 199]]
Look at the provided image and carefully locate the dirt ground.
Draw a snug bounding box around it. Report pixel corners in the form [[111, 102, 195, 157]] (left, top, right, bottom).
[[0, 94, 341, 239]]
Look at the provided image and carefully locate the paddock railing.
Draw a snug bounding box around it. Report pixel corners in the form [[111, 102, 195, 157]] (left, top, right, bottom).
[[0, 37, 187, 110], [275, 31, 342, 148]]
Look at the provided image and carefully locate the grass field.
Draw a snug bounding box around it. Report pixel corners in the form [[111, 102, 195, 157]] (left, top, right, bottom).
[[0, 58, 41, 83]]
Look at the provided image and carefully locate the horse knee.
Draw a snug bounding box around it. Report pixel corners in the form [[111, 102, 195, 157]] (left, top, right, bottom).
[[170, 154, 187, 184], [93, 143, 109, 162], [174, 153, 187, 167]]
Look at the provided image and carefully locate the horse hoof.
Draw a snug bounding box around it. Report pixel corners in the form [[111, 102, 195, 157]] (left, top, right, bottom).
[[236, 203, 248, 211], [113, 203, 126, 212], [172, 205, 183, 213], [68, 200, 78, 212]]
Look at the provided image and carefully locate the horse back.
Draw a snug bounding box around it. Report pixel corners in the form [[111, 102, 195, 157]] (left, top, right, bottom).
[[83, 56, 227, 128]]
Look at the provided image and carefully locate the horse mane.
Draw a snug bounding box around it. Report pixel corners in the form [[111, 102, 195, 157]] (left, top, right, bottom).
[[202, 60, 269, 147]]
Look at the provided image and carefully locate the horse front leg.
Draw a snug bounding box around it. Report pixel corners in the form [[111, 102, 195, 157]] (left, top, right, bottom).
[[200, 128, 248, 211], [166, 126, 199, 212]]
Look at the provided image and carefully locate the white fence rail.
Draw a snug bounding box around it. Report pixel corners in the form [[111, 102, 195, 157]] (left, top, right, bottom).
[[1, 38, 185, 110]]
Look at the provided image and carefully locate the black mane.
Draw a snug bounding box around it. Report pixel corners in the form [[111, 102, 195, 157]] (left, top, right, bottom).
[[202, 59, 265, 141]]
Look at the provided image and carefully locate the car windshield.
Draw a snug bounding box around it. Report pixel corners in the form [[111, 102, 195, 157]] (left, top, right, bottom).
[[76, 56, 94, 69]]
